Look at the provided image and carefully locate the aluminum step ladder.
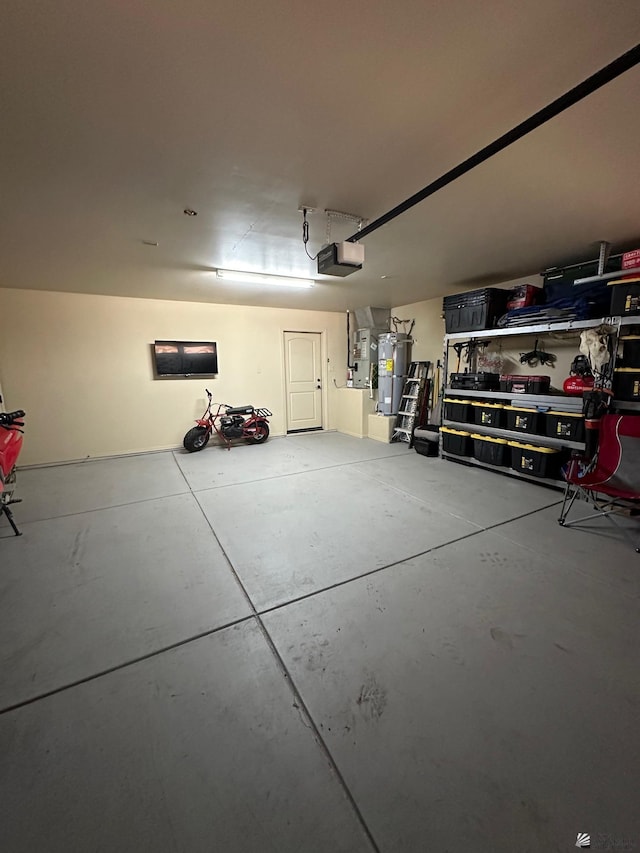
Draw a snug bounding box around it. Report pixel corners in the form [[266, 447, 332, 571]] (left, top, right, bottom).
[[392, 360, 430, 444]]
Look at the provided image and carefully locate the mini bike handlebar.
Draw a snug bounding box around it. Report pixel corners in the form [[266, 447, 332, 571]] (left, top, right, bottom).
[[0, 410, 26, 428]]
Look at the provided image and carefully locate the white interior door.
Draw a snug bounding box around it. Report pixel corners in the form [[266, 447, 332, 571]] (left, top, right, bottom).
[[284, 331, 323, 432]]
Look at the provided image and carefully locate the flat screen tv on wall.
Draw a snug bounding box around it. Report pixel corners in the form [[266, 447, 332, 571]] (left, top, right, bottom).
[[153, 341, 218, 376]]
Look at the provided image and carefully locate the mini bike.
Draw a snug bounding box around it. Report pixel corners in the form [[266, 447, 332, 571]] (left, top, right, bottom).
[[183, 390, 271, 452], [1, 409, 26, 536]]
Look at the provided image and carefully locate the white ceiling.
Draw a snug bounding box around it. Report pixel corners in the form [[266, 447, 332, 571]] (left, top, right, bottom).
[[1, 1, 640, 312]]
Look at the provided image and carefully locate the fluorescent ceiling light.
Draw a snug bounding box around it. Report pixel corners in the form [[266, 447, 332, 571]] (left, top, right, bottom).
[[216, 269, 314, 288]]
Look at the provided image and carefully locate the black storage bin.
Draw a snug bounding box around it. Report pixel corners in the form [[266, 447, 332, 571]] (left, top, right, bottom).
[[414, 425, 440, 457], [471, 401, 504, 428], [543, 255, 621, 292], [621, 336, 640, 368], [441, 427, 472, 457], [508, 442, 561, 479], [504, 406, 540, 434], [471, 434, 508, 466], [449, 372, 500, 391], [545, 410, 585, 442], [414, 437, 439, 457], [499, 374, 551, 394], [610, 278, 640, 316], [613, 368, 640, 401], [443, 398, 472, 423], [443, 288, 509, 333]]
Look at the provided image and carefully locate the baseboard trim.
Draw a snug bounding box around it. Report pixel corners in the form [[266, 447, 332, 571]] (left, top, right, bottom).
[[336, 429, 367, 439], [19, 433, 289, 470]]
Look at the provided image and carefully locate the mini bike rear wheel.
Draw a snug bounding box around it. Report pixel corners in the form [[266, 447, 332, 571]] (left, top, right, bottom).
[[183, 426, 210, 452], [248, 420, 269, 444]]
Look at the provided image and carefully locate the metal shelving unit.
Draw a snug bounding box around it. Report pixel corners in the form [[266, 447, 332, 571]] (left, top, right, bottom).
[[441, 452, 564, 490], [443, 387, 583, 410], [442, 419, 585, 451], [444, 314, 637, 342], [574, 265, 640, 285], [613, 399, 640, 412], [440, 313, 639, 483]]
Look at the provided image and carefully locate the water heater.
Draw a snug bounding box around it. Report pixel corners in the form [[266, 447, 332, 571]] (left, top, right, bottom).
[[377, 333, 410, 414]]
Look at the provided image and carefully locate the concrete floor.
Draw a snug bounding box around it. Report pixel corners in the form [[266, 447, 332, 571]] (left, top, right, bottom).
[[1, 432, 639, 853]]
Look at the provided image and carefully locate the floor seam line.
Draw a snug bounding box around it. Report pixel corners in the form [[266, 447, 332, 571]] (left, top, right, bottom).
[[171, 450, 194, 491], [352, 464, 492, 523], [0, 615, 254, 716], [254, 618, 381, 853], [353, 462, 562, 518], [185, 454, 413, 493], [190, 490, 381, 853], [10, 490, 192, 526], [492, 520, 640, 597], [282, 435, 407, 464], [257, 501, 563, 616]]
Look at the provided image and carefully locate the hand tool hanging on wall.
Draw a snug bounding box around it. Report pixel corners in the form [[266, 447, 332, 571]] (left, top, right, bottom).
[[452, 342, 466, 372], [451, 340, 490, 372], [467, 340, 489, 372], [519, 339, 557, 367], [391, 316, 415, 336]]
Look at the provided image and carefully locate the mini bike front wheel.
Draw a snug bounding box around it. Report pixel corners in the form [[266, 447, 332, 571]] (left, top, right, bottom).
[[183, 426, 210, 452]]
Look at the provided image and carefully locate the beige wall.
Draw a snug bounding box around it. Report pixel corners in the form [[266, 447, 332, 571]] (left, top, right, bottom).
[[0, 289, 347, 465], [391, 296, 446, 369], [335, 388, 377, 438]]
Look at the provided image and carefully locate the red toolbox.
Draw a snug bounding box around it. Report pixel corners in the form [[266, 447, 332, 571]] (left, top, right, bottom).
[[506, 284, 541, 311], [499, 374, 551, 394]]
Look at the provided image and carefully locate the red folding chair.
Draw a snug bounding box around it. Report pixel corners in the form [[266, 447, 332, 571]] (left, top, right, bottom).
[[558, 414, 640, 553]]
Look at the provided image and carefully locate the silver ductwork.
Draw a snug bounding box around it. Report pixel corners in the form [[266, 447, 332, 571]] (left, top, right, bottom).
[[353, 307, 390, 330]]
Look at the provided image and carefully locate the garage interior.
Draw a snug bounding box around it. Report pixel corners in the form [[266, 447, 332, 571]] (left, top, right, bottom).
[[2, 3, 640, 852]]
